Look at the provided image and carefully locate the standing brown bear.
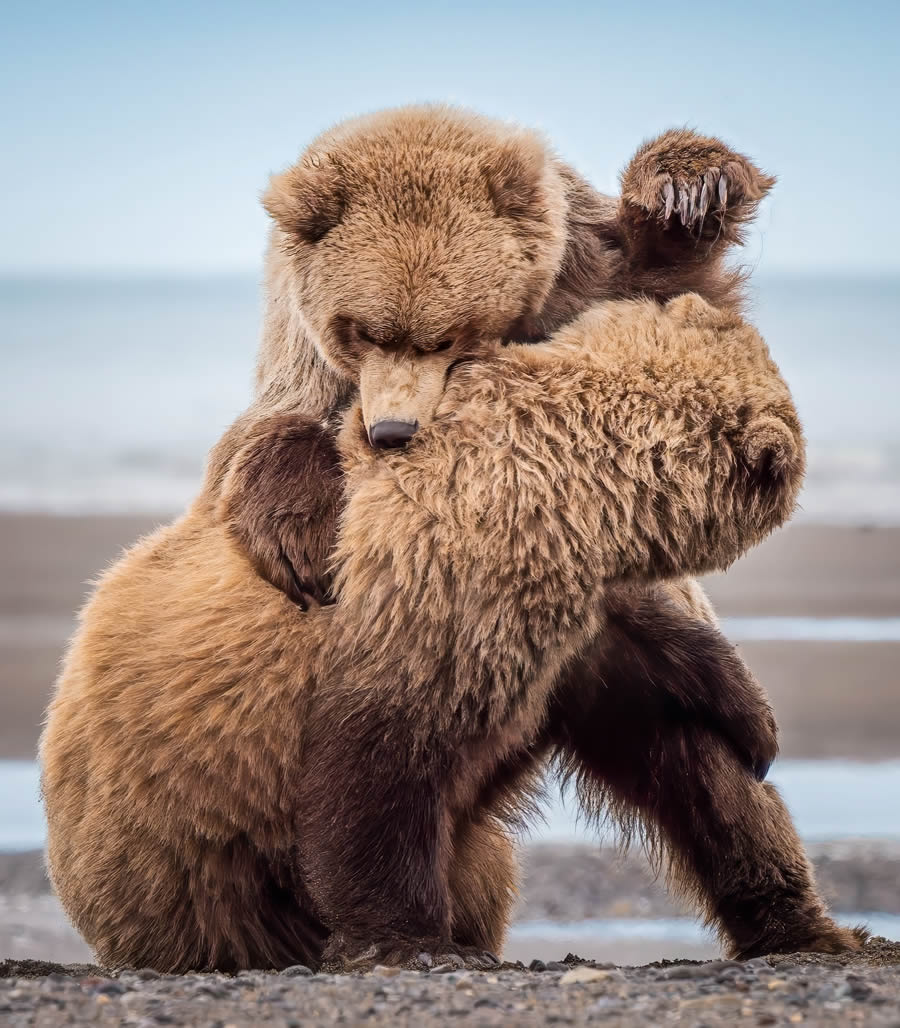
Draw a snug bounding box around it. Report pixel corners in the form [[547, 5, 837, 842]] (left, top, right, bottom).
[[42, 107, 858, 973]]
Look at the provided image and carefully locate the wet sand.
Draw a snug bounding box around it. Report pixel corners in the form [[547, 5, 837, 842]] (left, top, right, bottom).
[[1, 515, 898, 760]]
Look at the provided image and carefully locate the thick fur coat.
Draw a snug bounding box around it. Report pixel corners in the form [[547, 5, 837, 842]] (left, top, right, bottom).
[[42, 291, 855, 971]]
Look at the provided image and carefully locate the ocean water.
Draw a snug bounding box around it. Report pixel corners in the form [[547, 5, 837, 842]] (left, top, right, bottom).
[[1, 275, 899, 520], [4, 758, 899, 852]]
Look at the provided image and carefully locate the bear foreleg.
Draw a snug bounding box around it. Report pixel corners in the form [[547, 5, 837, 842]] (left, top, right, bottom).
[[548, 656, 860, 958]]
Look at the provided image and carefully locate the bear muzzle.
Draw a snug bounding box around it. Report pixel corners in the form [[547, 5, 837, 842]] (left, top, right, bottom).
[[359, 349, 453, 449]]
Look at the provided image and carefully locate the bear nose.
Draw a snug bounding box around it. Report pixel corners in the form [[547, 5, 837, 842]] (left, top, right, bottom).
[[369, 420, 419, 449]]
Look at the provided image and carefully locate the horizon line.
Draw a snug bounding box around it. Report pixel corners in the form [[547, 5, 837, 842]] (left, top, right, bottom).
[[1, 268, 899, 284]]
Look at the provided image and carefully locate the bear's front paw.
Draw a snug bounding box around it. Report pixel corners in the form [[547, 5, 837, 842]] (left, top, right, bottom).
[[320, 932, 501, 973], [730, 919, 866, 961], [621, 129, 775, 234]]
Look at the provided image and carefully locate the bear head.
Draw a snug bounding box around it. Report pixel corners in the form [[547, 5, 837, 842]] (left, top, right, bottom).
[[260, 105, 570, 446]]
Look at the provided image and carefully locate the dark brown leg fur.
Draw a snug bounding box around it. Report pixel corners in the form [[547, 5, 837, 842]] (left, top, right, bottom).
[[548, 602, 859, 958], [296, 696, 506, 971], [448, 815, 518, 955], [220, 414, 343, 609], [298, 709, 451, 968]]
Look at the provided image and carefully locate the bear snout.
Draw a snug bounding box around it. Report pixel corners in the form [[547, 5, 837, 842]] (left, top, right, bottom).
[[368, 419, 419, 449]]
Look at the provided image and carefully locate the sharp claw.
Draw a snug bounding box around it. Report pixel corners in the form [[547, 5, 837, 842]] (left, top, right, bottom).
[[678, 183, 689, 224], [704, 170, 718, 205], [663, 180, 675, 220], [718, 174, 728, 207], [689, 182, 699, 223], [699, 181, 710, 218]]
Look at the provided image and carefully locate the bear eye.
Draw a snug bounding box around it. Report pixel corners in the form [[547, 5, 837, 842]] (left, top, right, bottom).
[[434, 339, 454, 353]]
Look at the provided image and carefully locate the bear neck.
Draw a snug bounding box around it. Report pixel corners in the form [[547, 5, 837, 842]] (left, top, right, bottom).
[[254, 237, 356, 423]]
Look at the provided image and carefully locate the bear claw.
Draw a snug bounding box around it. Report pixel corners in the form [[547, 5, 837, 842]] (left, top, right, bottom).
[[660, 171, 730, 229]]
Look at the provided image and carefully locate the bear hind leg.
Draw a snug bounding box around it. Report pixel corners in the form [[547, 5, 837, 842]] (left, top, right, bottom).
[[448, 815, 519, 957]]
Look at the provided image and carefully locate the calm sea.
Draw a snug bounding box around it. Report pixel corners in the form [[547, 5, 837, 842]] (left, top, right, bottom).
[[1, 275, 898, 519]]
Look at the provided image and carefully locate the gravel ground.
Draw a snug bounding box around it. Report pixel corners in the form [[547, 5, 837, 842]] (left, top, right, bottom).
[[3, 939, 900, 1027]]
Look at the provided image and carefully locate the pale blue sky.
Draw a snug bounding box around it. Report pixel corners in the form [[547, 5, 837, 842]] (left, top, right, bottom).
[[2, 0, 897, 275]]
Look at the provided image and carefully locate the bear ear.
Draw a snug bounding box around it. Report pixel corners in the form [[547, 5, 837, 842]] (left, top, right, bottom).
[[262, 155, 346, 244], [482, 136, 548, 222]]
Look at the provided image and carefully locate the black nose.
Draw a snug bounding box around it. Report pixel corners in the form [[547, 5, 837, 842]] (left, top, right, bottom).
[[369, 420, 419, 449]]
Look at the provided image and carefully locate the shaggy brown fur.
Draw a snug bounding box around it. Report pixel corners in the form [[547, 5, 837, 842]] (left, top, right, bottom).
[[247, 105, 785, 785], [245, 104, 812, 956], [42, 293, 855, 971]]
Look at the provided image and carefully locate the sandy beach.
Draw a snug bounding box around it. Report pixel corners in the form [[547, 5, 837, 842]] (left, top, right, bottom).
[[2, 515, 898, 760]]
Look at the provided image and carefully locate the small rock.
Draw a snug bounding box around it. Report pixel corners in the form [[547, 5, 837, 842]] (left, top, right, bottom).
[[743, 957, 773, 971], [559, 966, 621, 986], [280, 964, 314, 978], [93, 981, 127, 996], [529, 959, 547, 972], [586, 997, 623, 1016], [193, 983, 229, 998], [134, 968, 161, 980], [546, 961, 569, 972], [430, 964, 457, 974], [663, 964, 712, 981], [372, 965, 403, 977], [679, 992, 742, 1011], [417, 952, 434, 968]]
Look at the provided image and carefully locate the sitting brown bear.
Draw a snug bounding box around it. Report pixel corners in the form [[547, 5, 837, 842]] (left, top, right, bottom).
[[41, 108, 858, 973]]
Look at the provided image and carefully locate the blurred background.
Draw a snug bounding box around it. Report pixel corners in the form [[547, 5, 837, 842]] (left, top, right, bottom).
[[1, 0, 898, 965]]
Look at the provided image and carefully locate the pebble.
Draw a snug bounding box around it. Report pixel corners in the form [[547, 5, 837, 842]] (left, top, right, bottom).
[[2, 946, 899, 1026], [559, 967, 623, 985], [280, 964, 314, 977]]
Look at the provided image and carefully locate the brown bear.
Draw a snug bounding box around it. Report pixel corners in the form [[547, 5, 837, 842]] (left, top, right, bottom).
[[41, 295, 838, 973], [245, 106, 782, 775], [41, 108, 857, 973]]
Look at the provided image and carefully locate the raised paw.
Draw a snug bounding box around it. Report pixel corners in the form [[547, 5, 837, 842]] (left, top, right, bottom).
[[621, 128, 775, 238]]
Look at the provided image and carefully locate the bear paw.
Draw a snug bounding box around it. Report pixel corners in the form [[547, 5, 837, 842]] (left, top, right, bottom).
[[731, 919, 866, 961], [621, 129, 775, 233], [320, 933, 502, 973]]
